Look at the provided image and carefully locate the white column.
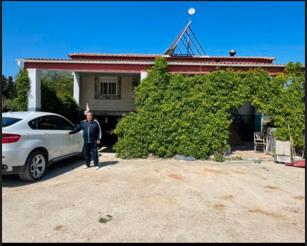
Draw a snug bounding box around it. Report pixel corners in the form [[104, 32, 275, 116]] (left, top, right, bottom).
[[140, 71, 148, 82], [27, 68, 41, 111], [72, 72, 80, 105]]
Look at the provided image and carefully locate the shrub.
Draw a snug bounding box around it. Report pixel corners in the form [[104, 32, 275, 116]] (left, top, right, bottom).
[[7, 69, 30, 111]]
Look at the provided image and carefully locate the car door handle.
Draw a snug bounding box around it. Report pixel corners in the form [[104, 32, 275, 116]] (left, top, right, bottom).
[[43, 133, 49, 136]]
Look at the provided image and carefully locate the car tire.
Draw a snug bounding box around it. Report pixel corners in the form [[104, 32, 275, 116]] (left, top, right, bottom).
[[18, 150, 47, 182]]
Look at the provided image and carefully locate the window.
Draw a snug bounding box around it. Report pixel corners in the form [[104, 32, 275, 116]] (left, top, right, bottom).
[[53, 116, 74, 130], [2, 117, 21, 127], [34, 116, 74, 130], [95, 76, 121, 99], [100, 82, 117, 95], [28, 119, 38, 129], [37, 116, 58, 130]]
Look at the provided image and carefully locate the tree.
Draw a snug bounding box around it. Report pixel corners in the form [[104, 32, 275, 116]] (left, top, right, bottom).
[[2, 75, 17, 111], [7, 69, 30, 111], [41, 71, 78, 122], [41, 71, 73, 97], [2, 75, 16, 98], [3, 70, 78, 122]]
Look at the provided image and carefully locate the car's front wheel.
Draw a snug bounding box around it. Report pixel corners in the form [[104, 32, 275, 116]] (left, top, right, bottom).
[[18, 150, 47, 181]]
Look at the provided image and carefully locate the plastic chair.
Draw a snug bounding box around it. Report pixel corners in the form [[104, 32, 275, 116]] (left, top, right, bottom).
[[254, 132, 266, 152]]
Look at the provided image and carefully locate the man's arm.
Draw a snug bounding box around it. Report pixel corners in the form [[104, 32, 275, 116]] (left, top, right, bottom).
[[68, 123, 83, 135], [94, 119, 102, 141]]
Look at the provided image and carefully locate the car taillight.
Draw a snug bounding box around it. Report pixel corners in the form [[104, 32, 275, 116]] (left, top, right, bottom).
[[2, 134, 21, 144]]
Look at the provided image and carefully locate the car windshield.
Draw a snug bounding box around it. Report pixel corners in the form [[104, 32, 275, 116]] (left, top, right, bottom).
[[2, 117, 22, 127]]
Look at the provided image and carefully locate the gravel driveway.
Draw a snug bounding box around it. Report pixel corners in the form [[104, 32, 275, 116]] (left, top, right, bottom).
[[2, 153, 305, 242]]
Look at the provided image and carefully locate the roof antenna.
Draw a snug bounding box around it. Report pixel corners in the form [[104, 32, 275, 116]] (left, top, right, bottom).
[[188, 7, 196, 20], [164, 8, 207, 57], [187, 8, 195, 56]]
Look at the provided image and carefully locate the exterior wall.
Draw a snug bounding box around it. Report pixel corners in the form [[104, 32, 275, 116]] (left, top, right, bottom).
[[79, 73, 137, 115]]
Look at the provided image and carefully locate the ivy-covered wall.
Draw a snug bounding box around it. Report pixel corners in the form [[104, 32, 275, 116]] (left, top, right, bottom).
[[114, 58, 304, 160]]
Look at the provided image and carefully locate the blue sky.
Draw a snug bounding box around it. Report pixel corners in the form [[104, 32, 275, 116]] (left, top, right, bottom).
[[2, 1, 305, 76]]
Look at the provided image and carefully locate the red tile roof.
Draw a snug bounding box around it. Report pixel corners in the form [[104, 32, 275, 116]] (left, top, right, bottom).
[[68, 53, 275, 62], [18, 53, 295, 77], [69, 53, 161, 58], [68, 53, 275, 60]]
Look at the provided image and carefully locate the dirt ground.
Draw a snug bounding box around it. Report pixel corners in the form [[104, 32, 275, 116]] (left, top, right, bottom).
[[2, 152, 305, 242]]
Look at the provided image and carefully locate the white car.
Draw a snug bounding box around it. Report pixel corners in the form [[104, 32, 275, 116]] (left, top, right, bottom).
[[2, 111, 83, 181]]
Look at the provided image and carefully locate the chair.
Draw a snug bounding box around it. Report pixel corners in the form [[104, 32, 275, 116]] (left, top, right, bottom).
[[254, 132, 266, 152]]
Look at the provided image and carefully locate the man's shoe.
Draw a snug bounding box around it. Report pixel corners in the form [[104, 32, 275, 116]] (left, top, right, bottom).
[[84, 165, 90, 169], [95, 165, 101, 170]]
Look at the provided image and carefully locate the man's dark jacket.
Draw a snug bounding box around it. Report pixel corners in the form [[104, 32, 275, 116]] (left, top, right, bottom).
[[69, 119, 102, 143]]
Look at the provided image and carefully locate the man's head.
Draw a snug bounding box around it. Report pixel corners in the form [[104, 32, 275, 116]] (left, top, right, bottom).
[[85, 111, 94, 122]]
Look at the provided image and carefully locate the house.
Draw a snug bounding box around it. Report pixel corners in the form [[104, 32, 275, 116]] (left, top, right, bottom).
[[17, 53, 285, 114], [16, 20, 287, 145]]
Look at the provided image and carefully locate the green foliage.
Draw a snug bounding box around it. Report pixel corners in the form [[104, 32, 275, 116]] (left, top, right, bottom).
[[2, 70, 78, 122], [115, 58, 243, 160], [242, 62, 305, 148], [41, 72, 78, 122], [115, 58, 305, 160], [261, 63, 304, 148], [2, 75, 17, 111], [114, 112, 150, 158], [8, 69, 30, 111], [2, 75, 16, 99], [41, 71, 73, 97]]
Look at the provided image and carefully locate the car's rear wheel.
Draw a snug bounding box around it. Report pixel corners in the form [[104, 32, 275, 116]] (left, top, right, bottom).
[[18, 150, 47, 181]]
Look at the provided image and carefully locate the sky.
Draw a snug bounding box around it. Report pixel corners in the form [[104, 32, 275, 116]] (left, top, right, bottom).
[[2, 1, 305, 77]]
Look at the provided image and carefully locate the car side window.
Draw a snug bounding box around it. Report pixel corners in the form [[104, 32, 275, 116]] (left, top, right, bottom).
[[37, 116, 58, 130], [28, 119, 38, 129], [53, 116, 74, 130]]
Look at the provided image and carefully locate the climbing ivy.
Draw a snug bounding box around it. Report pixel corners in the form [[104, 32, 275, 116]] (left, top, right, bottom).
[[249, 62, 305, 148], [114, 58, 304, 160]]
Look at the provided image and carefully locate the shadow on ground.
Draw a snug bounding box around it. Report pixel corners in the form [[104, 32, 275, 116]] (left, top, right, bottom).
[[230, 142, 254, 151], [2, 156, 119, 188], [99, 161, 118, 167]]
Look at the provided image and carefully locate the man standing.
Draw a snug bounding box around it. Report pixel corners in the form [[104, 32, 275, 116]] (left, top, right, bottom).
[[66, 111, 102, 169]]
